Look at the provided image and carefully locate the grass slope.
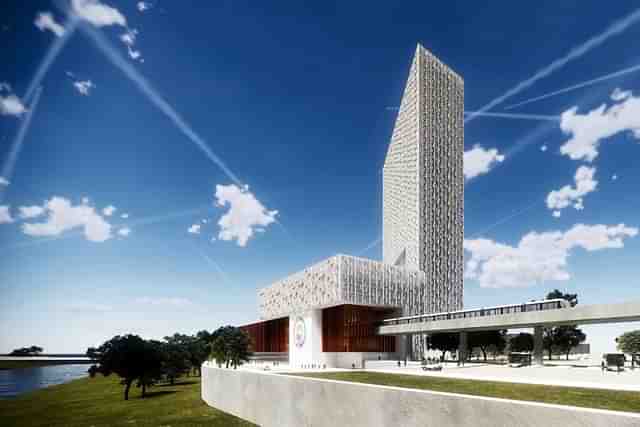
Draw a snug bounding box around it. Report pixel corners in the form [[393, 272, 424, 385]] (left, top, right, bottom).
[[293, 371, 640, 414], [0, 375, 255, 427]]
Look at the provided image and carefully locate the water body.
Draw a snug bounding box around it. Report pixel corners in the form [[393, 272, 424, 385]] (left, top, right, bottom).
[[0, 364, 88, 398]]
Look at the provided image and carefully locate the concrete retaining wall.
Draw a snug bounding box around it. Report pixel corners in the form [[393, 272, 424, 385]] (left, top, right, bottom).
[[201, 365, 640, 427]]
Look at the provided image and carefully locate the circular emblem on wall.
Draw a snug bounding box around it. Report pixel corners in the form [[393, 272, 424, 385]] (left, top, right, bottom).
[[294, 317, 306, 348]]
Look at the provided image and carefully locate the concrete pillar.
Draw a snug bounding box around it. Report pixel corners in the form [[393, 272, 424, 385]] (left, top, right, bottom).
[[533, 326, 544, 366], [403, 334, 413, 364], [458, 332, 468, 364]]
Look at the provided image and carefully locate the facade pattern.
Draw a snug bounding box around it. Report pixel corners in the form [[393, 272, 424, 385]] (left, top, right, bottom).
[[258, 255, 428, 320], [383, 45, 464, 314], [383, 55, 420, 271], [419, 46, 464, 313]]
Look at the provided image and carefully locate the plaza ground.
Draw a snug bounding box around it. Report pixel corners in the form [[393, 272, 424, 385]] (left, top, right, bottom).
[[245, 357, 640, 392], [291, 369, 640, 414], [362, 359, 640, 392], [0, 375, 254, 427]]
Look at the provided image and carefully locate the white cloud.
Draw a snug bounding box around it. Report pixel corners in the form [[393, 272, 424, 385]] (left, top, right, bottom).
[[120, 29, 142, 61], [102, 205, 116, 216], [21, 197, 113, 242], [135, 296, 194, 309], [120, 29, 137, 46], [215, 184, 278, 247], [127, 47, 141, 60], [188, 224, 201, 234], [464, 223, 637, 288], [201, 219, 208, 224], [552, 210, 561, 218], [71, 0, 127, 27], [612, 174, 618, 181], [19, 205, 45, 219], [0, 206, 14, 224], [611, 88, 631, 102], [34, 12, 65, 37], [121, 213, 129, 218], [546, 166, 597, 213], [560, 89, 640, 161], [137, 2, 151, 12], [463, 145, 505, 180], [68, 301, 113, 313], [0, 82, 11, 92], [0, 177, 9, 186], [0, 94, 26, 116], [73, 80, 95, 96], [540, 145, 548, 152], [117, 227, 131, 237]]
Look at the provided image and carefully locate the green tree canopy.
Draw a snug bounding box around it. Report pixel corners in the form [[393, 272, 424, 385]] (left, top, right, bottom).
[[210, 326, 252, 369], [546, 289, 578, 307], [160, 341, 191, 385], [9, 346, 43, 356], [616, 330, 640, 354], [469, 330, 506, 361], [164, 332, 212, 376], [509, 333, 534, 353], [428, 333, 459, 361], [543, 290, 586, 360], [87, 335, 164, 400]]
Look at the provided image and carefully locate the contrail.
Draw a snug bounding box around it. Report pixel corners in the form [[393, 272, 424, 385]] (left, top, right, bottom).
[[466, 198, 543, 239], [504, 63, 640, 110], [198, 250, 231, 284], [465, 7, 640, 124], [463, 111, 559, 121], [0, 88, 43, 201], [79, 23, 243, 187], [125, 206, 211, 227], [354, 236, 382, 257], [24, 17, 79, 104]]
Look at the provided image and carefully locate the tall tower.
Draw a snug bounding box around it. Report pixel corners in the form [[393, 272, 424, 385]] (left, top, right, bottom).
[[382, 44, 464, 314]]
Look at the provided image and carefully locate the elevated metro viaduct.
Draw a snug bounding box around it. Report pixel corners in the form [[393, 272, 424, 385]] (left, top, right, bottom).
[[378, 300, 640, 365]]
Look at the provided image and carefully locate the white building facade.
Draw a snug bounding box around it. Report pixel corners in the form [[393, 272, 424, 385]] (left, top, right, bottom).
[[241, 44, 464, 367]]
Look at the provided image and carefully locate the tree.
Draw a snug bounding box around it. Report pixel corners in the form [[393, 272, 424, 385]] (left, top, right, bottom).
[[509, 333, 534, 353], [190, 331, 213, 375], [160, 341, 191, 385], [543, 290, 586, 360], [616, 330, 640, 354], [210, 326, 252, 369], [227, 328, 251, 369], [552, 326, 586, 360], [546, 289, 578, 307], [469, 330, 506, 361], [10, 346, 44, 356], [87, 335, 164, 400], [164, 332, 211, 376], [428, 333, 459, 361]]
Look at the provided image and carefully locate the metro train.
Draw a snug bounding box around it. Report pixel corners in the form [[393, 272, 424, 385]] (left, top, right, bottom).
[[381, 298, 570, 326]]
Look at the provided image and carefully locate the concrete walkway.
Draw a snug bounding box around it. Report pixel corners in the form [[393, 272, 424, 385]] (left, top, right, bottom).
[[367, 362, 640, 392]]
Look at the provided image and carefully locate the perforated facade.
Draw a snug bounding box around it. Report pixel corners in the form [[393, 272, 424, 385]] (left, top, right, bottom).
[[258, 255, 427, 320], [383, 44, 464, 314]]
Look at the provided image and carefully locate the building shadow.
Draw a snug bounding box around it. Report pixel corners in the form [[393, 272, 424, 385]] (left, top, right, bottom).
[[157, 380, 198, 387], [142, 390, 177, 399]]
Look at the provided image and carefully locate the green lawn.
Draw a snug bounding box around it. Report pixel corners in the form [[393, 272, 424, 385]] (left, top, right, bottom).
[[292, 371, 640, 414], [0, 375, 255, 427]]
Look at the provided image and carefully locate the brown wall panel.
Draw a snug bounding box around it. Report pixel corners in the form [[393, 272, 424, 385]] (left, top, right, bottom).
[[322, 305, 395, 353], [241, 317, 289, 353]]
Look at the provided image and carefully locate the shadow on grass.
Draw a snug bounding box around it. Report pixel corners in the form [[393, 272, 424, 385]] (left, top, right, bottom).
[[141, 390, 177, 399], [157, 380, 199, 387]]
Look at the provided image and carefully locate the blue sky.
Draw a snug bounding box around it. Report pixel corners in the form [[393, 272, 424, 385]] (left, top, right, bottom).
[[1, 1, 640, 353]]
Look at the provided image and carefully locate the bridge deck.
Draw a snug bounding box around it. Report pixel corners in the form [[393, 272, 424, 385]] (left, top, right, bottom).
[[377, 301, 640, 335]]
